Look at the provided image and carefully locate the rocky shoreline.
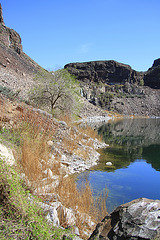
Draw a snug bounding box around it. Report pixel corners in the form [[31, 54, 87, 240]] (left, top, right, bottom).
[[0, 96, 109, 239], [1, 98, 160, 239]]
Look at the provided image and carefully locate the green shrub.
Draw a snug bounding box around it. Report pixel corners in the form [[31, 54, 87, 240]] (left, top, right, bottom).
[[0, 85, 20, 100], [0, 159, 73, 240], [139, 79, 144, 86]]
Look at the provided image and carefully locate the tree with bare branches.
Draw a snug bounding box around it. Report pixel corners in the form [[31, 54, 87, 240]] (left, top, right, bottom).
[[29, 69, 80, 115]]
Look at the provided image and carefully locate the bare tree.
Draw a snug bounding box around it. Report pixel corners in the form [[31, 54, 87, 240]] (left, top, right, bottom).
[[29, 69, 80, 115]]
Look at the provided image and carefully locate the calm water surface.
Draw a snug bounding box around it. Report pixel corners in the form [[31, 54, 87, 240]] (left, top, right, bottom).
[[76, 118, 160, 213]]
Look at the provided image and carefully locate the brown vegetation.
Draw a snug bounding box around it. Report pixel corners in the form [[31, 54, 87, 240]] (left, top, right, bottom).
[[0, 96, 108, 239]]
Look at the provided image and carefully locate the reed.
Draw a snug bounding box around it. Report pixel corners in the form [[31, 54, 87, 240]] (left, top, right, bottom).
[[56, 175, 108, 237]]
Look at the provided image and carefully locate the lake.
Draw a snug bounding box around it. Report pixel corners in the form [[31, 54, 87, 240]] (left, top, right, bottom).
[[76, 118, 160, 213]]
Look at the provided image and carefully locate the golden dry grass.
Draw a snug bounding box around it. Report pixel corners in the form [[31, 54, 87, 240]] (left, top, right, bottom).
[[58, 114, 72, 126], [61, 136, 78, 153], [12, 109, 57, 188], [77, 124, 103, 142], [0, 98, 108, 238], [74, 148, 90, 160], [56, 175, 108, 227]]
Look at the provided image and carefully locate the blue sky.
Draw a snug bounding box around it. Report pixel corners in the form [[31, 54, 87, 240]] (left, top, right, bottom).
[[1, 0, 160, 71]]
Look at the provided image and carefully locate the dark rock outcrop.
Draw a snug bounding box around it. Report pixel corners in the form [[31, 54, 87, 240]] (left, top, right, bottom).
[[144, 58, 160, 89], [0, 3, 4, 25], [65, 60, 160, 116], [65, 60, 144, 85], [65, 59, 160, 91], [109, 87, 160, 116], [88, 198, 160, 240], [0, 4, 22, 55], [0, 4, 42, 99], [151, 58, 160, 68]]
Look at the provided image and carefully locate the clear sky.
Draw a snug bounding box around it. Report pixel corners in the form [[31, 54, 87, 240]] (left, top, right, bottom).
[[1, 0, 160, 71]]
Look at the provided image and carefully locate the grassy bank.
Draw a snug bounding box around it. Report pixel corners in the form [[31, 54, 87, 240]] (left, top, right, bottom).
[[0, 96, 108, 239], [0, 158, 76, 240]]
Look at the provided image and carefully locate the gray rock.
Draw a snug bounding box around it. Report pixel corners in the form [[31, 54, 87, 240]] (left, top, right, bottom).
[[88, 198, 160, 240], [59, 121, 67, 127], [106, 162, 112, 166]]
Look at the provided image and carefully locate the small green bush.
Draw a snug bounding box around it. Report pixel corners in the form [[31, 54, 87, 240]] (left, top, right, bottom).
[[0, 85, 20, 100], [0, 159, 73, 240], [139, 79, 144, 86]]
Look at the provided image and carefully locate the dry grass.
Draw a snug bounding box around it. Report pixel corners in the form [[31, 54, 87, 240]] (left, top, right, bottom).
[[60, 123, 102, 160], [61, 132, 93, 160], [61, 136, 78, 153], [56, 175, 108, 237], [74, 148, 90, 160], [58, 114, 72, 126], [0, 98, 108, 238], [13, 109, 57, 187], [77, 124, 103, 142], [0, 96, 11, 129]]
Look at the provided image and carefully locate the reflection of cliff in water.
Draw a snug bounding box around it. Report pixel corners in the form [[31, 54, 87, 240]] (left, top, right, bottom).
[[98, 118, 160, 147], [98, 118, 160, 172], [142, 145, 160, 171]]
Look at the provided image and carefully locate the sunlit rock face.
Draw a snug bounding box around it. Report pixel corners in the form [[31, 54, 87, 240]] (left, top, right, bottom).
[[0, 3, 22, 54], [89, 198, 160, 240], [0, 4, 41, 99], [0, 3, 4, 25]]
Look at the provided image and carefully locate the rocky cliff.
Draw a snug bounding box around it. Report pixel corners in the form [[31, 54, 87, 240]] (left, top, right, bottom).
[[0, 3, 22, 55], [0, 4, 41, 99], [65, 60, 160, 116], [144, 58, 160, 89], [65, 60, 144, 85]]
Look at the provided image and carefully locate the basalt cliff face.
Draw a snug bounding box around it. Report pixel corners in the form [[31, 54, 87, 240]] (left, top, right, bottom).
[[65, 60, 144, 85], [0, 3, 22, 55], [0, 4, 41, 99], [144, 58, 160, 89], [65, 60, 160, 116]]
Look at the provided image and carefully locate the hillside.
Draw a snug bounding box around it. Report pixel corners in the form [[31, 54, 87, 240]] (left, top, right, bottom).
[[65, 60, 160, 116], [0, 5, 43, 100], [1, 4, 160, 240], [1, 2, 160, 117]]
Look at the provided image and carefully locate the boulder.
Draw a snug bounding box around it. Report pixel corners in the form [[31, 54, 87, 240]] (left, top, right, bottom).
[[88, 198, 160, 240], [0, 143, 15, 166]]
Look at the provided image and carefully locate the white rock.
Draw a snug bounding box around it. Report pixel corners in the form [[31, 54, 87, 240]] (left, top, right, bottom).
[[106, 161, 112, 166], [47, 140, 54, 146], [46, 208, 60, 226], [59, 206, 76, 226], [61, 154, 67, 161], [48, 168, 53, 178], [0, 143, 15, 166]]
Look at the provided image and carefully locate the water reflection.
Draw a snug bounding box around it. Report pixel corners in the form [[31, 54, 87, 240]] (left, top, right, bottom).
[[97, 118, 160, 172], [76, 118, 160, 212]]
